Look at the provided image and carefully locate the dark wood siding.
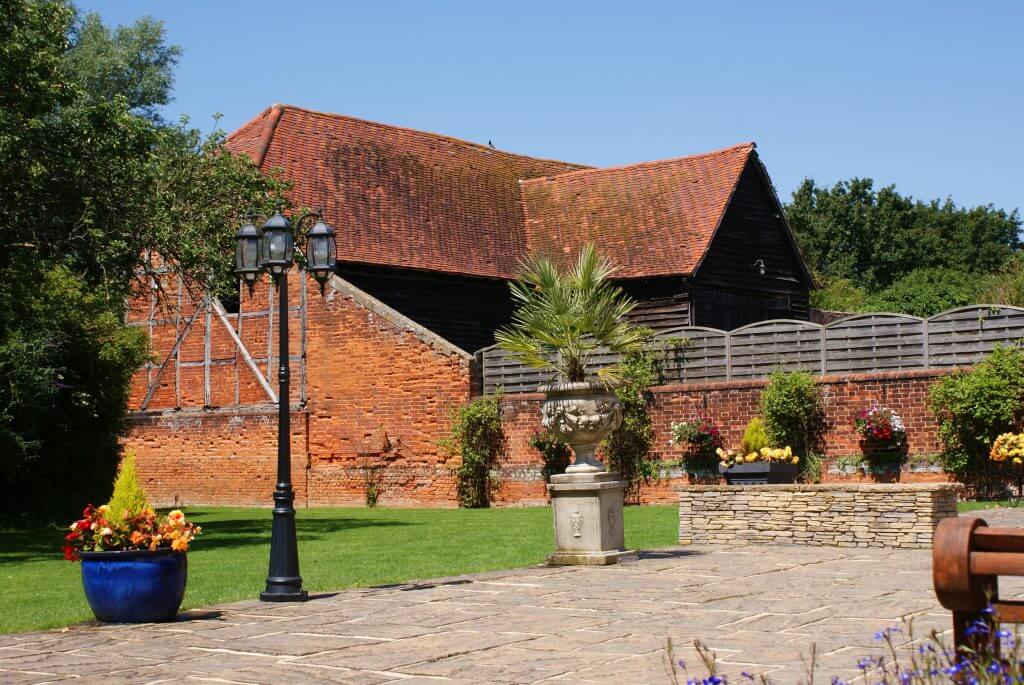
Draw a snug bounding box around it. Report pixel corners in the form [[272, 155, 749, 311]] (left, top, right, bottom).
[[691, 159, 811, 330], [618, 277, 691, 332], [336, 264, 513, 353]]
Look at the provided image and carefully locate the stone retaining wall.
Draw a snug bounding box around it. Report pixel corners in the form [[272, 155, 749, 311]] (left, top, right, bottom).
[[678, 484, 960, 549]]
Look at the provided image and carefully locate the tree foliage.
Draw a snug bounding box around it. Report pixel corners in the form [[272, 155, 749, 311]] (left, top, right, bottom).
[[65, 9, 181, 120], [867, 268, 988, 318], [787, 178, 1020, 292], [0, 1, 283, 524]]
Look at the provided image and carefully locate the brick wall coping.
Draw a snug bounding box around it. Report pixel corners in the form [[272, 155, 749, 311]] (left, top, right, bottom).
[[493, 367, 955, 399], [652, 368, 953, 394], [675, 483, 963, 494], [327, 275, 472, 361]]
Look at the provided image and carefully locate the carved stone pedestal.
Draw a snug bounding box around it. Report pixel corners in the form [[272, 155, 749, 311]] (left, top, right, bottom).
[[547, 472, 631, 565]]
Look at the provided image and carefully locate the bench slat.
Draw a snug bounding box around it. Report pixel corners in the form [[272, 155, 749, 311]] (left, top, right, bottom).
[[971, 551, 1024, 576], [995, 601, 1024, 623], [973, 528, 1024, 553]]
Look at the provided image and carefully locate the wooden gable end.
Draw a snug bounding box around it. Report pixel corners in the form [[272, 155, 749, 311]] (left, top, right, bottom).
[[690, 155, 813, 330]]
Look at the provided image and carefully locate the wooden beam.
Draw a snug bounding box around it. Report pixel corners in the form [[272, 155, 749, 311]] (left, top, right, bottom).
[[212, 298, 278, 404], [140, 297, 206, 411]]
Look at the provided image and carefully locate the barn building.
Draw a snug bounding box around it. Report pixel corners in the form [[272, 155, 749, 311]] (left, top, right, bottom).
[[125, 104, 814, 507]]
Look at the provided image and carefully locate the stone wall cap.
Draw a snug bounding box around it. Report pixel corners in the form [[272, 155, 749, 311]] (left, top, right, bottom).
[[675, 483, 964, 493], [549, 481, 626, 494]]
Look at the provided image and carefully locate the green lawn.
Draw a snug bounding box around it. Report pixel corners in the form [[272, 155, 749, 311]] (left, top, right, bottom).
[[958, 500, 1018, 512], [0, 504, 677, 634]]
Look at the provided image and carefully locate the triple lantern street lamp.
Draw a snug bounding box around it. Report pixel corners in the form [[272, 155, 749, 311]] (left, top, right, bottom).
[[234, 208, 337, 602]]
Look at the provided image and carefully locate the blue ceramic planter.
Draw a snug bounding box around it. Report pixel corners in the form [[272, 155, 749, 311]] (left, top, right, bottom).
[[79, 548, 187, 623]]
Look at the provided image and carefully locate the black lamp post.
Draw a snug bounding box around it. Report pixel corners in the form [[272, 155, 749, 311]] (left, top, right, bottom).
[[235, 207, 336, 602]]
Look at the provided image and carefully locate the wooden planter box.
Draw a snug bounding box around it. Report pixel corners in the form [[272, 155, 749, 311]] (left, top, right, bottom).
[[720, 462, 799, 485]]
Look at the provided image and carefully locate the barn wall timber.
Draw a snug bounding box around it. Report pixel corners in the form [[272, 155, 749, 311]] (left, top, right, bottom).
[[692, 159, 810, 329], [619, 277, 691, 332], [336, 263, 514, 354]]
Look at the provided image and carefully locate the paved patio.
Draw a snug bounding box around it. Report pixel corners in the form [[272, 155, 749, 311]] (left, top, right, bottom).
[[2, 508, 1022, 684]]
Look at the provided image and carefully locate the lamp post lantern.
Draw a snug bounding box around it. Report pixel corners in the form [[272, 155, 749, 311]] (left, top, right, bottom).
[[234, 206, 336, 602]]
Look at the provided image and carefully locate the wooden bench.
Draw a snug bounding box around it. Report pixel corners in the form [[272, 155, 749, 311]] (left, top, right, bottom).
[[934, 517, 1024, 650]]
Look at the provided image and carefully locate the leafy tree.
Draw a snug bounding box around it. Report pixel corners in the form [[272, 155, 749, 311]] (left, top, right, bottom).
[[866, 268, 990, 317], [809, 276, 870, 312], [0, 1, 282, 524], [981, 253, 1024, 308], [64, 9, 181, 120], [787, 178, 1020, 291]]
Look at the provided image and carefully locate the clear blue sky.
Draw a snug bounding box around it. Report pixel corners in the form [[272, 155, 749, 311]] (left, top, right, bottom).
[[81, 1, 1022, 214]]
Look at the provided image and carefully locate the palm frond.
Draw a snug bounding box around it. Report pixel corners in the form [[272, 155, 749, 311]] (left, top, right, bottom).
[[497, 245, 644, 383]]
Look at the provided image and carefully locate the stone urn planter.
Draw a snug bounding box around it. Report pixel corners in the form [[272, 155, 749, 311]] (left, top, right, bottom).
[[720, 461, 800, 485], [540, 381, 623, 473], [79, 549, 188, 623]]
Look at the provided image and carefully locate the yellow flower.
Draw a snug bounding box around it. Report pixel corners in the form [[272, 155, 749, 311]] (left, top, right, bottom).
[[1015, 457, 1023, 465], [791, 457, 800, 465], [167, 510, 185, 525], [735, 455, 745, 463]]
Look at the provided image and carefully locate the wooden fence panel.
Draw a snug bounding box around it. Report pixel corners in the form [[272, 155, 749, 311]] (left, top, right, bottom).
[[728, 320, 824, 379], [825, 314, 925, 374], [927, 306, 1024, 368], [653, 327, 728, 384], [477, 306, 1024, 394]]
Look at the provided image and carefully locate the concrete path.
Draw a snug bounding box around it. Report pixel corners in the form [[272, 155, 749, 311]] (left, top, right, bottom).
[[0, 540, 974, 685]]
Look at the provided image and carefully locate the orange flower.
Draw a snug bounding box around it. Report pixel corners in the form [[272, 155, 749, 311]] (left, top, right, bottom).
[[171, 537, 189, 552], [130, 531, 146, 546]]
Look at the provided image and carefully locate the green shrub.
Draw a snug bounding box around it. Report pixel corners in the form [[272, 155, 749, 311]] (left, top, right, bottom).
[[106, 450, 151, 523], [740, 417, 770, 454], [929, 345, 1024, 493], [441, 396, 504, 508], [603, 348, 659, 502], [760, 371, 823, 458]]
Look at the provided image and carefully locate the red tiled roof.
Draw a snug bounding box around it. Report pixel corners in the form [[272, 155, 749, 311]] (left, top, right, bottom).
[[225, 105, 757, 280], [520, 143, 756, 278], [226, 105, 586, 279]]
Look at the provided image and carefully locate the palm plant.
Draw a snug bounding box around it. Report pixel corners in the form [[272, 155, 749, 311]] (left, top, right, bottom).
[[495, 245, 647, 384]]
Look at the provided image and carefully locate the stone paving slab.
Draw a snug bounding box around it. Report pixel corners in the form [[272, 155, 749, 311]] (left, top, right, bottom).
[[8, 509, 1024, 684]]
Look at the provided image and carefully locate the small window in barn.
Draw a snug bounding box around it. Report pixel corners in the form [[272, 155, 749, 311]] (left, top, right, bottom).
[[221, 293, 240, 314]]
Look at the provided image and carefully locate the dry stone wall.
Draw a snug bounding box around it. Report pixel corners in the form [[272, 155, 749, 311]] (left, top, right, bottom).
[[678, 484, 960, 549]]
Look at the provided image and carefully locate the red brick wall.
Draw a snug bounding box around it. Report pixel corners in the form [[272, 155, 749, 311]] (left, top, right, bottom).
[[495, 369, 954, 505], [125, 273, 469, 508], [125, 272, 954, 508]]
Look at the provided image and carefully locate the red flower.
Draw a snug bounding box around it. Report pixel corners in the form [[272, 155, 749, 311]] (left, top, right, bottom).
[[63, 545, 78, 562]]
